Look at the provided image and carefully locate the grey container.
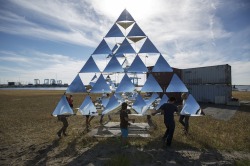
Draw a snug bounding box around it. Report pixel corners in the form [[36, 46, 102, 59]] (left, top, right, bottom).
[[186, 84, 232, 104], [182, 64, 231, 85]]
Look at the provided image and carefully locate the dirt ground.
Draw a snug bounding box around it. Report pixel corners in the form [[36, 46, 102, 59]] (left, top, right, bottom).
[[0, 90, 250, 165]]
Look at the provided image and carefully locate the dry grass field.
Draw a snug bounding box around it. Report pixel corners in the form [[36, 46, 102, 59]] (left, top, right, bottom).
[[0, 90, 249, 165]]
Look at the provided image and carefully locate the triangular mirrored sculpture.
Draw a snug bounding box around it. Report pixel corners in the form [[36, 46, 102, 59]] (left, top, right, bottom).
[[79, 56, 100, 73], [181, 94, 202, 116], [116, 38, 136, 54], [152, 54, 173, 72], [127, 55, 148, 73], [139, 38, 159, 53], [103, 56, 124, 73], [141, 74, 162, 92], [127, 23, 146, 37], [90, 74, 111, 93], [116, 9, 135, 22], [155, 94, 169, 110], [166, 74, 188, 92], [102, 95, 121, 114], [92, 39, 112, 54], [52, 95, 74, 116], [78, 95, 97, 115], [66, 74, 86, 93], [115, 74, 135, 93], [132, 94, 146, 114], [105, 23, 124, 37]]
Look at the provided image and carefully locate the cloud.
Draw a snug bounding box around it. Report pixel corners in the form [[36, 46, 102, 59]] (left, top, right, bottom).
[[0, 50, 84, 84], [0, 0, 249, 85]]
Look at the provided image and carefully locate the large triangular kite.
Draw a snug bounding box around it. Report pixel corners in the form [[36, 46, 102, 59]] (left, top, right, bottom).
[[115, 74, 135, 93], [105, 23, 124, 38], [78, 95, 97, 116], [116, 9, 135, 22], [92, 39, 112, 54], [90, 74, 111, 93], [102, 95, 121, 114], [141, 74, 162, 92], [54, 9, 203, 118], [166, 74, 188, 92], [103, 56, 124, 73], [139, 38, 159, 53], [152, 54, 173, 72], [66, 74, 86, 93], [52, 95, 74, 116], [127, 55, 148, 73], [181, 94, 202, 116], [115, 38, 136, 54], [79, 56, 100, 73]]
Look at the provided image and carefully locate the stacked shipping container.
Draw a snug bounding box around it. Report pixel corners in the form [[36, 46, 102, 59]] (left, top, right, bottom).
[[181, 64, 232, 104]]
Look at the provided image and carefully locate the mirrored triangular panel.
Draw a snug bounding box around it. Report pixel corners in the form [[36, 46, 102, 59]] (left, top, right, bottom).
[[115, 74, 135, 93], [66, 74, 86, 93], [78, 96, 97, 115], [52, 95, 74, 116], [102, 95, 121, 114], [181, 94, 202, 116], [155, 94, 169, 110], [90, 74, 111, 93], [141, 74, 162, 92], [139, 38, 159, 53], [103, 56, 124, 73], [132, 94, 146, 114], [116, 9, 135, 22], [79, 56, 100, 73], [92, 39, 112, 54], [127, 55, 148, 73], [166, 74, 188, 92], [117, 21, 134, 29], [116, 38, 136, 54], [152, 54, 173, 72], [105, 23, 124, 38], [127, 23, 146, 37], [144, 92, 159, 106]]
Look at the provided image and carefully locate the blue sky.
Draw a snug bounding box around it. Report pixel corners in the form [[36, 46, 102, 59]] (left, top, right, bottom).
[[0, 0, 249, 85]]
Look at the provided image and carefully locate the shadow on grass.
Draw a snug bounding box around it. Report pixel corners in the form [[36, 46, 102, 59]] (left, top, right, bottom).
[[65, 133, 232, 165], [25, 126, 235, 165], [25, 139, 60, 165]]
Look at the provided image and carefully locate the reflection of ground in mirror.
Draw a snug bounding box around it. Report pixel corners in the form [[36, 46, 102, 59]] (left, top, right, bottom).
[[87, 122, 151, 138]]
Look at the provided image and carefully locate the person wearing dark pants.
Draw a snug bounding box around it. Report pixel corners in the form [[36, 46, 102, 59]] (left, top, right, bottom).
[[57, 115, 69, 137], [178, 93, 190, 134], [179, 115, 189, 133], [152, 97, 178, 147], [163, 122, 175, 146]]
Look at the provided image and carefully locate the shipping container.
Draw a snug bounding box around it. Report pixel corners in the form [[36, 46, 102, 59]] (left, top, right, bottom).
[[186, 84, 232, 104], [182, 64, 231, 85]]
